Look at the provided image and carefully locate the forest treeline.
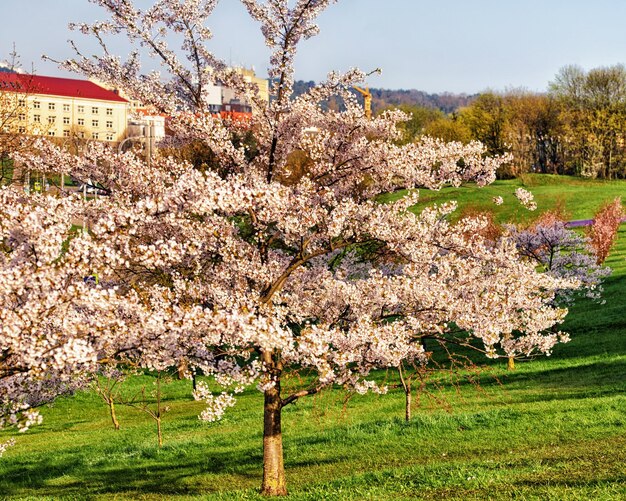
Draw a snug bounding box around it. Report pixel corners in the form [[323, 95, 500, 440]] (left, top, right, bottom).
[[384, 64, 626, 179]]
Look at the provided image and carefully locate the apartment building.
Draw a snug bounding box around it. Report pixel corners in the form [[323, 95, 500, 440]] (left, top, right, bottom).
[[0, 73, 129, 142], [236, 67, 270, 104]]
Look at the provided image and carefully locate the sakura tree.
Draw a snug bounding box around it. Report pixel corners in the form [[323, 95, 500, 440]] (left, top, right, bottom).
[[588, 197, 624, 264], [9, 0, 578, 495]]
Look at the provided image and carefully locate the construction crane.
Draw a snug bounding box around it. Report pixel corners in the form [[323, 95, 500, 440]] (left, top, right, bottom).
[[353, 85, 372, 119]]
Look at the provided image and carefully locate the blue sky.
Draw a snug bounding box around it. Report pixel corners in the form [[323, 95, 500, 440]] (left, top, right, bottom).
[[3, 0, 626, 93]]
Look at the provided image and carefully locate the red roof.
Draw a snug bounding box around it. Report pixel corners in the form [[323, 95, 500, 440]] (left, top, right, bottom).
[[0, 73, 128, 103]]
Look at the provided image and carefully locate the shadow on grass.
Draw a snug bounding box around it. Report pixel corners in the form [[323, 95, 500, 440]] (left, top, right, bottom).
[[500, 357, 625, 389], [514, 476, 626, 488], [0, 444, 264, 497], [408, 355, 626, 403], [0, 439, 347, 498], [297, 435, 626, 500]]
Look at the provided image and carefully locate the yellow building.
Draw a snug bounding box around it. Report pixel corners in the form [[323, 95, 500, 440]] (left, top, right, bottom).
[[0, 73, 129, 143], [236, 67, 270, 104]]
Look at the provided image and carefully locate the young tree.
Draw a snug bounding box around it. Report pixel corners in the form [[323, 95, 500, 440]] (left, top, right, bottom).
[[10, 0, 577, 495], [506, 211, 611, 369], [588, 197, 624, 264]]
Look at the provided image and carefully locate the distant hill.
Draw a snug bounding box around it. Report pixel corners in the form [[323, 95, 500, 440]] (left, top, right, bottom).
[[0, 64, 16, 73], [292, 80, 476, 114], [370, 88, 477, 114]]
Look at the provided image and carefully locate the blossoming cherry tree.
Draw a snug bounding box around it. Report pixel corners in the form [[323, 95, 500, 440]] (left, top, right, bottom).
[[5, 0, 581, 495]]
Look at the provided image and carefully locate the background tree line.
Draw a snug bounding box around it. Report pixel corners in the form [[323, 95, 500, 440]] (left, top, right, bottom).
[[385, 64, 626, 180]]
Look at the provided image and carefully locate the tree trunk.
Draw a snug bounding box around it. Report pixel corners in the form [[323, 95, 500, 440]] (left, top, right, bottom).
[[405, 388, 412, 422], [156, 416, 163, 448], [261, 382, 287, 496], [156, 372, 163, 448], [397, 364, 412, 422], [11, 161, 23, 185], [507, 356, 516, 371], [177, 359, 188, 380], [109, 398, 120, 430]]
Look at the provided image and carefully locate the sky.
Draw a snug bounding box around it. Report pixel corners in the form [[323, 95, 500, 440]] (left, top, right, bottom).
[[3, 0, 626, 94]]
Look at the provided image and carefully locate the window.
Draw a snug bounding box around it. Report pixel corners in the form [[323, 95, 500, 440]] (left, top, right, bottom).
[[92, 120, 99, 127], [63, 104, 70, 112], [77, 105, 84, 113], [63, 117, 70, 125], [48, 130, 55, 136], [63, 130, 70, 137], [33, 101, 40, 109], [18, 126, 26, 133], [106, 108, 113, 115], [92, 107, 99, 114], [48, 116, 56, 124], [18, 99, 25, 107], [77, 118, 85, 126], [33, 114, 41, 123], [79, 131, 85, 138], [106, 121, 113, 129], [18, 113, 25, 121], [48, 103, 55, 111], [92, 132, 99, 139], [106, 133, 114, 141]]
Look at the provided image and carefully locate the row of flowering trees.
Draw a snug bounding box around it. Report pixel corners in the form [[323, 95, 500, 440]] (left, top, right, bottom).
[[0, 0, 613, 495]]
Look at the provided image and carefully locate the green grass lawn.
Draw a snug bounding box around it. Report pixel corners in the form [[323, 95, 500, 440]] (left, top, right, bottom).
[[379, 173, 626, 224], [1, 174, 625, 500]]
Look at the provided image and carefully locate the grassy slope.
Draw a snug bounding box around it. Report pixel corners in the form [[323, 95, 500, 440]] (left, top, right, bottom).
[[1, 175, 625, 500], [379, 173, 626, 224]]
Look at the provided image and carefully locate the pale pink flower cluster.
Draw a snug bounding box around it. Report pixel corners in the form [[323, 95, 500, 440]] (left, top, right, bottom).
[[515, 187, 537, 211], [0, 188, 101, 429], [193, 383, 237, 422], [0, 438, 15, 457], [492, 196, 504, 205], [354, 380, 388, 396], [17, 409, 43, 432]]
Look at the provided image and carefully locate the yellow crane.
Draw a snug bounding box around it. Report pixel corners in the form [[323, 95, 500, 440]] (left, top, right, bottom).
[[353, 85, 372, 119]]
